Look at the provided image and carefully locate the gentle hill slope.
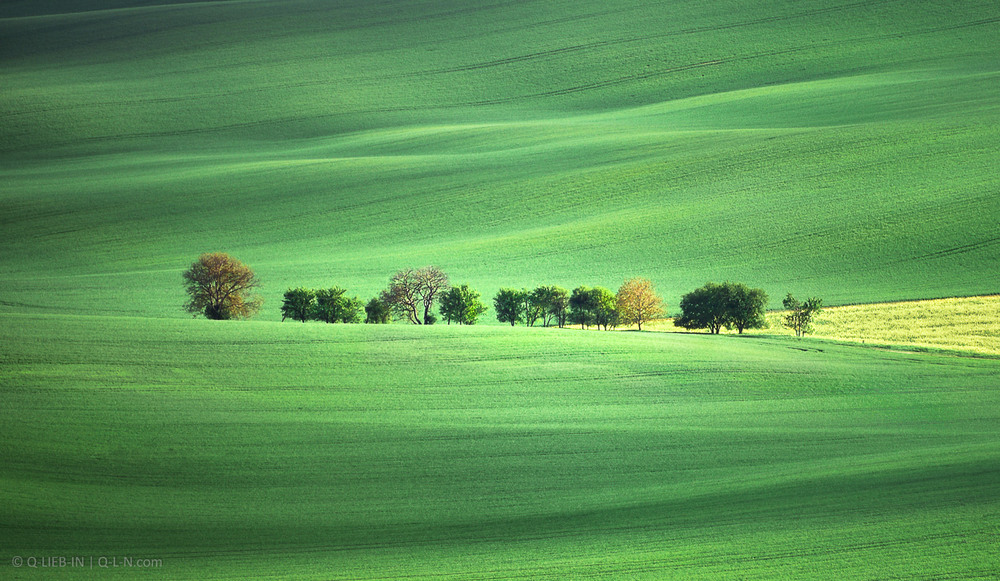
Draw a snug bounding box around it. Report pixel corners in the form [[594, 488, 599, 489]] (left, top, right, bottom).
[[3, 4, 1000, 577], [2, 0, 999, 317], [2, 317, 999, 579]]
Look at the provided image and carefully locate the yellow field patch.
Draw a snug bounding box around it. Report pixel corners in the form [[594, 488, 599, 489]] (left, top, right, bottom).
[[642, 296, 1000, 356], [780, 295, 1000, 356]]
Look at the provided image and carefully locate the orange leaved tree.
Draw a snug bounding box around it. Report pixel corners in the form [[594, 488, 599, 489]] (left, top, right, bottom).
[[182, 253, 262, 320], [616, 277, 665, 331]]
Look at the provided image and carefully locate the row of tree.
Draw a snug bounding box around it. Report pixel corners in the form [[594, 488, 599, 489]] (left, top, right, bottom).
[[673, 282, 823, 335], [494, 278, 665, 331], [184, 254, 822, 335], [279, 266, 488, 326], [276, 268, 666, 330], [280, 287, 364, 323]]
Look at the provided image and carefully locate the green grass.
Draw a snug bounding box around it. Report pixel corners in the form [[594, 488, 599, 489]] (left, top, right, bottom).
[[2, 0, 1000, 317], [2, 315, 999, 579], [2, 1, 1000, 578]]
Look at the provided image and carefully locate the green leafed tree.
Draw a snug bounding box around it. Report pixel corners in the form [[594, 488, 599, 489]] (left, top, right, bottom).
[[726, 283, 768, 334], [340, 297, 363, 324], [783, 293, 822, 337], [675, 282, 770, 334], [674, 282, 729, 334], [440, 284, 488, 325], [569, 286, 596, 330], [314, 287, 362, 323], [281, 287, 316, 322], [494, 288, 524, 326], [364, 296, 392, 324], [313, 287, 346, 323], [531, 285, 569, 327], [522, 288, 543, 327], [590, 287, 618, 330], [439, 288, 460, 324]]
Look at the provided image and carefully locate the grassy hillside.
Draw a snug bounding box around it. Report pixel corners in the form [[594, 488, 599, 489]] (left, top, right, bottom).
[[3, 317, 999, 579], [2, 0, 999, 318], [2, 2, 999, 578]]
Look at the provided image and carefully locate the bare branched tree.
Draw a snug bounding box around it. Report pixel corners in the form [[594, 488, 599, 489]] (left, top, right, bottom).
[[382, 266, 449, 324], [413, 265, 449, 325]]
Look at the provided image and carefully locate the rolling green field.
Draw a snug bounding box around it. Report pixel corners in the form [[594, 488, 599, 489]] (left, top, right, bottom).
[[2, 0, 1000, 579], [3, 316, 1000, 579], [2, 0, 999, 312]]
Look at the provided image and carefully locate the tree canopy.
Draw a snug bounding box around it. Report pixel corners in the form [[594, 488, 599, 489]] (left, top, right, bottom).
[[364, 296, 392, 324], [590, 287, 618, 331], [726, 283, 768, 334], [280, 286, 362, 323], [569, 286, 596, 329], [281, 287, 315, 323], [675, 281, 770, 334], [314, 287, 362, 324], [493, 288, 524, 326], [183, 253, 262, 320], [616, 278, 664, 331], [783, 293, 823, 336], [531, 285, 569, 328], [674, 282, 729, 334], [382, 266, 449, 324], [439, 284, 488, 325]]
